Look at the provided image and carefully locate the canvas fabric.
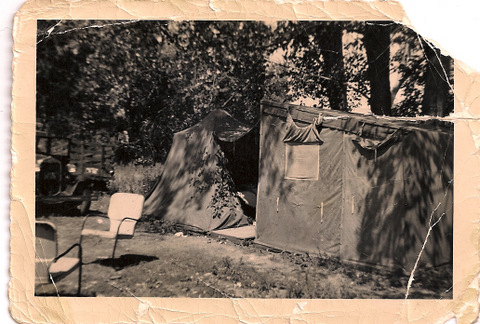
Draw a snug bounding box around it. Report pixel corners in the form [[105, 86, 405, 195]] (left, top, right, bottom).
[[143, 110, 251, 231], [256, 115, 343, 254], [283, 114, 323, 144], [256, 102, 454, 269], [341, 129, 452, 269], [341, 133, 407, 267], [400, 130, 453, 268]]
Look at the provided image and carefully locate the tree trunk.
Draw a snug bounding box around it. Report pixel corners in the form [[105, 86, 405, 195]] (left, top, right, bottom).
[[422, 40, 451, 117], [320, 25, 348, 111], [363, 22, 392, 116]]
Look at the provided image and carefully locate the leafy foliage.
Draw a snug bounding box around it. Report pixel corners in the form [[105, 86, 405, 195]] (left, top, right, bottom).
[[208, 150, 239, 219], [37, 20, 454, 163], [270, 21, 348, 109], [37, 20, 273, 163]]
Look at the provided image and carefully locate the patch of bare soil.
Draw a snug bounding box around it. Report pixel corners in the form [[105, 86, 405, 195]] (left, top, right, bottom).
[[36, 216, 452, 299]]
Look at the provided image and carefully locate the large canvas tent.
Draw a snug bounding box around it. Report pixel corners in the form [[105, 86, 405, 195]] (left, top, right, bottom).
[[143, 109, 258, 231], [256, 101, 453, 270]]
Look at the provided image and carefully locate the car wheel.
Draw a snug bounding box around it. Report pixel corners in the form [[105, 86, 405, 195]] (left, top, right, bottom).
[[79, 188, 92, 215]]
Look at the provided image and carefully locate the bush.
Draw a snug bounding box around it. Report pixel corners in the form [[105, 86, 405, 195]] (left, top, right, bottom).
[[139, 219, 179, 234], [108, 163, 164, 196]]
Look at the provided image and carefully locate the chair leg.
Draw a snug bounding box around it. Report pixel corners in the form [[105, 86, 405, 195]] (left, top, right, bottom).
[[78, 234, 85, 266], [79, 235, 86, 265], [77, 262, 82, 296], [112, 237, 119, 270], [77, 244, 83, 296]]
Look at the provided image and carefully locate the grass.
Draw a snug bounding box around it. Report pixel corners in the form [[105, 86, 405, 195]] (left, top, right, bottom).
[[210, 256, 278, 297], [209, 250, 453, 299], [108, 163, 164, 196], [208, 256, 361, 298], [89, 163, 164, 213], [44, 214, 453, 299]]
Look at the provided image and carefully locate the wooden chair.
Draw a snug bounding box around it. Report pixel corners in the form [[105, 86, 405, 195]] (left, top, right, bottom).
[[35, 221, 82, 296], [80, 193, 144, 266]]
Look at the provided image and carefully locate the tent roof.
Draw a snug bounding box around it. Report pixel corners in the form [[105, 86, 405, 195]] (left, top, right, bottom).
[[261, 100, 453, 136], [177, 109, 252, 142]]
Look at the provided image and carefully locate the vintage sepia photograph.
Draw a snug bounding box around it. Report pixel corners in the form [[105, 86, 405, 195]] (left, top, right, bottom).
[[34, 20, 454, 299]]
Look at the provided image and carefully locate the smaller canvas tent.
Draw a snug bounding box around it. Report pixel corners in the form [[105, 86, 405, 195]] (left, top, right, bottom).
[[143, 110, 258, 232], [256, 101, 453, 270]]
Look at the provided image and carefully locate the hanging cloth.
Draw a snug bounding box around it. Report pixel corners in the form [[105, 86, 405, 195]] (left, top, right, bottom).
[[283, 114, 323, 144], [352, 129, 402, 151]]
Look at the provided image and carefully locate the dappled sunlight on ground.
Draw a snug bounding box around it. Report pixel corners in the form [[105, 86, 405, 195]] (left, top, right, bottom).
[[35, 216, 452, 299]]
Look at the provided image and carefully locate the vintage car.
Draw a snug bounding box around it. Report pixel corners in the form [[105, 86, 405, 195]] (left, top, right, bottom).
[[35, 131, 114, 215]]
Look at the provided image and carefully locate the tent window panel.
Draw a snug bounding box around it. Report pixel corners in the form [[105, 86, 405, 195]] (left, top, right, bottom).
[[285, 144, 319, 180]]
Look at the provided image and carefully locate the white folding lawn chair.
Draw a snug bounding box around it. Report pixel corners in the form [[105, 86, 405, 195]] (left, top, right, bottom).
[[35, 221, 82, 296], [79, 193, 144, 267]]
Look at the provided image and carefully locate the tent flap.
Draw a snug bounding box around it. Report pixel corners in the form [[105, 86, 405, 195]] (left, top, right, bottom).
[[351, 129, 402, 150], [283, 114, 323, 144]]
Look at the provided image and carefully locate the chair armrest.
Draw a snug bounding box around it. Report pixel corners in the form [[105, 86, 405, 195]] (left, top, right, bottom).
[[115, 217, 141, 236], [52, 243, 82, 264], [120, 217, 141, 224]]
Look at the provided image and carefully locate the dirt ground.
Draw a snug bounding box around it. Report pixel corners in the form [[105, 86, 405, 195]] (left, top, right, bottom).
[[35, 211, 452, 299]]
